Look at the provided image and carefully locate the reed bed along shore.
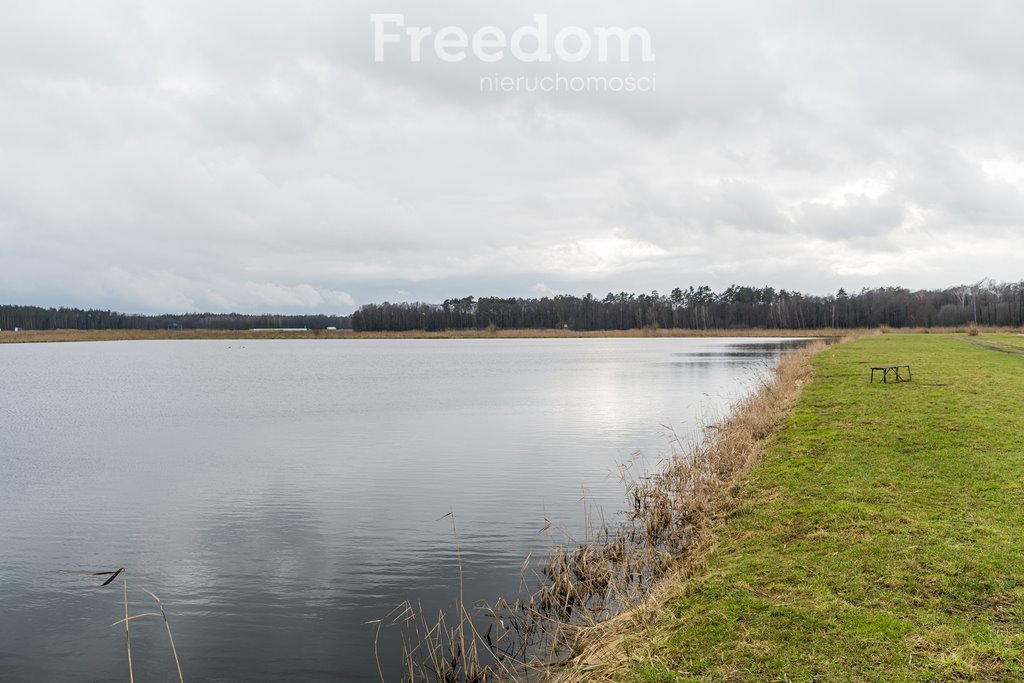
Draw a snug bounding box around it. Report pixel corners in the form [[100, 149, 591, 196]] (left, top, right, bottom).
[[2, 325, 1013, 344], [556, 337, 836, 681], [572, 333, 1024, 681], [390, 335, 848, 681]]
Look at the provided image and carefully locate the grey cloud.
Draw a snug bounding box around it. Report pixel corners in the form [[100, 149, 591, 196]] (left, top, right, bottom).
[[795, 194, 906, 243], [1, 1, 1022, 314]]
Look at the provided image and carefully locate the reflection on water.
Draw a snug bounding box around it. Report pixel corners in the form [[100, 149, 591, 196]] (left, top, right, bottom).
[[671, 339, 818, 361], [0, 337, 808, 681]]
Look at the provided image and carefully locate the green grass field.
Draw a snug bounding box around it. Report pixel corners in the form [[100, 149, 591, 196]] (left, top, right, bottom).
[[626, 334, 1024, 682]]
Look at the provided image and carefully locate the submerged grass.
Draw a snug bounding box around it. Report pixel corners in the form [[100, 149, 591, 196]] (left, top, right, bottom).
[[573, 333, 1024, 681]]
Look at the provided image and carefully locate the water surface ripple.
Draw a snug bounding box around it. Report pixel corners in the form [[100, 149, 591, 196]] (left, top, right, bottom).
[[0, 337, 805, 681]]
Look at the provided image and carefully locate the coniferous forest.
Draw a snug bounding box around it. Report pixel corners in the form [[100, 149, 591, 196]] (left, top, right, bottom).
[[3, 280, 1022, 332], [0, 307, 351, 332], [351, 280, 1024, 332]]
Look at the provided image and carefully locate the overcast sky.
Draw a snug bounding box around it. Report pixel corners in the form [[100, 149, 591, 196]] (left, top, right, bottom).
[[1, 1, 1022, 314]]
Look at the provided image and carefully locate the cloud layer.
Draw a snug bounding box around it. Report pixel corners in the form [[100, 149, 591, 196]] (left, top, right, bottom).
[[1, 1, 1022, 313]]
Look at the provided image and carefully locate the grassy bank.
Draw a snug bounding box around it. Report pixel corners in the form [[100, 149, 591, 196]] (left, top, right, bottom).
[[577, 333, 1024, 681], [0, 328, 852, 344]]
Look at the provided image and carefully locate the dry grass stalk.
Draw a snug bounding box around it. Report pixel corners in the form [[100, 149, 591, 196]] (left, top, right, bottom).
[[76, 568, 185, 683], [143, 589, 185, 683], [123, 569, 133, 683], [395, 339, 838, 682], [75, 568, 133, 682]]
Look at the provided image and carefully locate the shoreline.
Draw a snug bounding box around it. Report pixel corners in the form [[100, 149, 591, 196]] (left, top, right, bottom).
[[0, 328, 842, 344], [391, 334, 837, 680], [556, 331, 836, 681], [0, 326, 1015, 344], [567, 332, 1024, 680]]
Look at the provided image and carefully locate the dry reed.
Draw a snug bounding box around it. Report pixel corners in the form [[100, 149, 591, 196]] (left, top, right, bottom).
[[560, 338, 828, 681], [75, 568, 185, 683]]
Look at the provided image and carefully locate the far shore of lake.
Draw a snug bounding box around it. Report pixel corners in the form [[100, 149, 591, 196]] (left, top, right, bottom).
[[0, 326, 1016, 344]]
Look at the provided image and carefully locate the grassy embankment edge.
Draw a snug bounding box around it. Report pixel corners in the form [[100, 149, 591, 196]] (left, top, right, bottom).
[[388, 333, 849, 681], [558, 331, 852, 681], [1, 325, 1017, 344], [565, 332, 1024, 681]]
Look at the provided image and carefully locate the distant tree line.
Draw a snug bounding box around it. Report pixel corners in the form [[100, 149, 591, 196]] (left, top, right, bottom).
[[351, 279, 1024, 332], [0, 305, 352, 331], [5, 279, 1022, 333]]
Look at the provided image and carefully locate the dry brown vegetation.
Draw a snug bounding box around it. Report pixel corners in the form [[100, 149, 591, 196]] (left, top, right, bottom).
[[557, 338, 834, 681], [76, 568, 184, 683], [389, 336, 850, 681], [877, 324, 1019, 335], [1, 327, 869, 344]]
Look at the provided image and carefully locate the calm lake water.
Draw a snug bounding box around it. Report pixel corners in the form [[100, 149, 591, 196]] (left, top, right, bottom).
[[0, 337, 806, 682]]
